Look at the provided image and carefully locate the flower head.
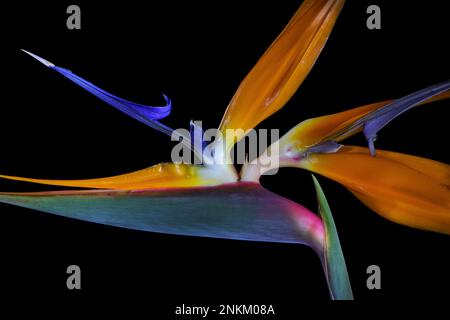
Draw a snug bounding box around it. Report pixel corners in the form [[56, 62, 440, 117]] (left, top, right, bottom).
[[1, 0, 449, 299]]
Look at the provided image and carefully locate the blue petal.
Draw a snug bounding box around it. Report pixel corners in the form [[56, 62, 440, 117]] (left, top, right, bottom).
[[22, 49, 173, 136], [304, 141, 342, 156], [306, 80, 450, 156], [190, 120, 208, 151], [363, 80, 450, 155]]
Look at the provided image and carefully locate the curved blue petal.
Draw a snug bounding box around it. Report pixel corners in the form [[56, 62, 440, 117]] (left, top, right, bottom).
[[304, 80, 450, 156], [363, 80, 450, 155], [21, 49, 173, 135]]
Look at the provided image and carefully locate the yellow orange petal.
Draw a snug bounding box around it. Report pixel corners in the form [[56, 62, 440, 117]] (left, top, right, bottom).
[[0, 163, 232, 190], [298, 146, 450, 234], [337, 146, 450, 183], [219, 0, 345, 148]]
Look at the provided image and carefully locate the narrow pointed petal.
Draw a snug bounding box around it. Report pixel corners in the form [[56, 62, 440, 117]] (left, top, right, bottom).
[[190, 120, 208, 155], [0, 183, 325, 253], [218, 0, 345, 148], [280, 89, 450, 153], [22, 50, 173, 136], [300, 146, 450, 234], [0, 163, 233, 190], [363, 81, 450, 155], [312, 175, 353, 300]]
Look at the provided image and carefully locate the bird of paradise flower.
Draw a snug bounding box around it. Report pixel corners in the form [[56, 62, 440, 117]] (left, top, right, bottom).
[[1, 0, 449, 300]]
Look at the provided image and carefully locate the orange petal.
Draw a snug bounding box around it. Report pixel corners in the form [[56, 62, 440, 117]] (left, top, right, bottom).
[[0, 163, 232, 190], [299, 146, 450, 234], [219, 0, 345, 148], [282, 91, 450, 150]]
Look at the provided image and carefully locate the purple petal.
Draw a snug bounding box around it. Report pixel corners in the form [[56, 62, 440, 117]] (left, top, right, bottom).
[[363, 80, 450, 155], [305, 141, 342, 155], [305, 80, 450, 156], [21, 49, 173, 136]]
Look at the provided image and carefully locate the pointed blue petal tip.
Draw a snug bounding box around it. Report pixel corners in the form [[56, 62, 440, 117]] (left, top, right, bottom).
[[21, 49, 174, 135], [21, 49, 55, 67]]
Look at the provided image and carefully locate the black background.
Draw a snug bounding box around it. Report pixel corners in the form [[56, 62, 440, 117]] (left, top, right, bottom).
[[1, 0, 449, 315]]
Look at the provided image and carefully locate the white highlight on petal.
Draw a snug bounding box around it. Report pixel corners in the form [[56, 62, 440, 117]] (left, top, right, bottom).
[[21, 49, 55, 67]]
